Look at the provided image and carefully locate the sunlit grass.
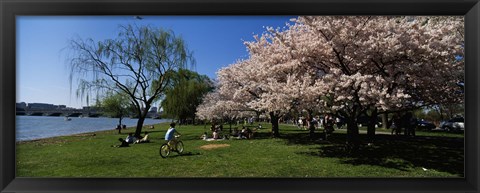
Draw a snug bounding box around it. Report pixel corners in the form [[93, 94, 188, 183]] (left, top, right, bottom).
[[16, 122, 464, 177]]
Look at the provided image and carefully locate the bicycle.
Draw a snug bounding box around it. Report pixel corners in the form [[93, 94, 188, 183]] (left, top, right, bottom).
[[159, 135, 184, 158]]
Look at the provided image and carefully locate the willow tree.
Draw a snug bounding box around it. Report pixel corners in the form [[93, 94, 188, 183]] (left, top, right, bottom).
[[68, 24, 193, 137], [160, 69, 214, 124]]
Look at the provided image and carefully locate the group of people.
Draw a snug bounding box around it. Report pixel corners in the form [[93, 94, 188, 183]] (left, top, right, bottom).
[[296, 114, 343, 131], [199, 123, 225, 141], [295, 114, 337, 139], [129, 132, 151, 144], [322, 114, 336, 135], [235, 126, 254, 139], [109, 111, 416, 149], [200, 124, 256, 140], [212, 124, 224, 139], [112, 132, 151, 148], [390, 112, 417, 136], [112, 122, 181, 149]]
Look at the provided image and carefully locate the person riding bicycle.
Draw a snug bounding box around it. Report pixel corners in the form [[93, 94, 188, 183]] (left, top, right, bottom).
[[165, 122, 181, 150]]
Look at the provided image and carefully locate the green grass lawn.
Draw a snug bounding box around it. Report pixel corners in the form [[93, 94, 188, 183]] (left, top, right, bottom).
[[16, 122, 464, 177]]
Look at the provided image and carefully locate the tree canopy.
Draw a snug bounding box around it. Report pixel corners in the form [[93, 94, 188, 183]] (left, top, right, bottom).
[[161, 69, 214, 124]]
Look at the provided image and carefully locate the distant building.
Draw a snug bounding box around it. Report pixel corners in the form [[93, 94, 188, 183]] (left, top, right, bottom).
[[16, 102, 27, 111], [83, 106, 102, 112], [145, 107, 159, 118], [27, 103, 57, 110], [149, 107, 158, 113], [24, 103, 70, 110], [16, 102, 27, 109]]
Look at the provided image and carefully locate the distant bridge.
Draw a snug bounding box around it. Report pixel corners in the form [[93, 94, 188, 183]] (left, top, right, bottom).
[[17, 109, 102, 117]]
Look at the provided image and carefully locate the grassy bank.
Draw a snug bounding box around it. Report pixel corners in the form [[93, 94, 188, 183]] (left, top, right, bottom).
[[16, 122, 464, 177]]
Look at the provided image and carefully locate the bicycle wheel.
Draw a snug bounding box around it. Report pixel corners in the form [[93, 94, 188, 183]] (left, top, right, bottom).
[[175, 141, 184, 154], [159, 144, 170, 158]]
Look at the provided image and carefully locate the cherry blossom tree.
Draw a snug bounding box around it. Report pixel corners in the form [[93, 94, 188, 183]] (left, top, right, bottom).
[[243, 16, 463, 147], [198, 16, 463, 148], [195, 67, 256, 126], [196, 90, 248, 122], [216, 56, 312, 137]]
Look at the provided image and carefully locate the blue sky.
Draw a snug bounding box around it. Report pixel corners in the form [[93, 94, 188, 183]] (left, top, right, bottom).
[[17, 16, 295, 108]]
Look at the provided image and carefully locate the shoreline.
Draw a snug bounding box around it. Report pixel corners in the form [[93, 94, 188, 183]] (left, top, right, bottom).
[[15, 123, 165, 144], [16, 117, 172, 142], [15, 129, 116, 144]]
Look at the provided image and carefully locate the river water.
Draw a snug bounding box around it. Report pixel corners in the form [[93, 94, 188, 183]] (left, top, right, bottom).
[[16, 116, 170, 141]]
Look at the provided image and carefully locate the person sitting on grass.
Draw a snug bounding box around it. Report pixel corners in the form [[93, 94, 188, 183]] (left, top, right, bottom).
[[135, 132, 150, 144], [111, 138, 129, 148], [165, 123, 181, 150], [201, 132, 208, 140], [239, 126, 253, 139], [212, 129, 220, 139], [125, 133, 136, 144], [239, 127, 246, 139]]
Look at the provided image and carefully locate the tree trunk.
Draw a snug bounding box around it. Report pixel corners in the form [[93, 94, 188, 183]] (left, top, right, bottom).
[[270, 112, 280, 138], [367, 108, 378, 143], [256, 111, 261, 123], [346, 117, 360, 153], [382, 113, 388, 129], [436, 105, 445, 121], [134, 106, 150, 137], [135, 117, 145, 137], [229, 118, 233, 134], [118, 117, 123, 127], [307, 110, 316, 139], [117, 117, 123, 134]]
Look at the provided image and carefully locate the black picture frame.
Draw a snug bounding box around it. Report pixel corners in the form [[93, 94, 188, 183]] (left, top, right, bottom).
[[1, 0, 479, 192]]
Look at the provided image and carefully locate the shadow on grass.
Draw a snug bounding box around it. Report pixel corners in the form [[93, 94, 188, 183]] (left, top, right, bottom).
[[167, 151, 201, 158], [282, 132, 464, 176], [117, 130, 164, 135], [251, 132, 275, 140]]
